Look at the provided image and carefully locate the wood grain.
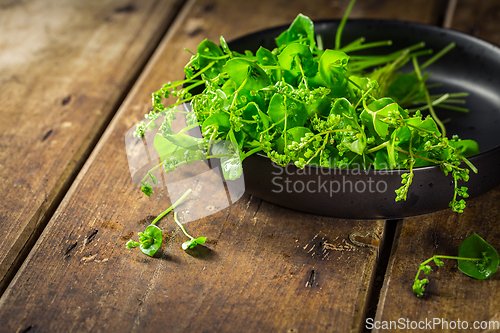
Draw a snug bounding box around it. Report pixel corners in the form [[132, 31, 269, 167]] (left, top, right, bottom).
[[373, 188, 500, 333], [0, 0, 184, 292], [451, 0, 500, 46], [0, 0, 442, 332], [372, 2, 500, 331]]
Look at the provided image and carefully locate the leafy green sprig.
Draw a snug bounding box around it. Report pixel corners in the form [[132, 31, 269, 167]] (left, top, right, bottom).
[[413, 233, 499, 297], [174, 212, 207, 250], [126, 189, 205, 257]]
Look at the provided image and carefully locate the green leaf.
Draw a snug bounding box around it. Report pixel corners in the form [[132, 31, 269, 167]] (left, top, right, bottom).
[[405, 116, 441, 136], [341, 132, 366, 155], [165, 133, 203, 150], [386, 132, 397, 168], [221, 154, 243, 180], [154, 134, 178, 162], [434, 257, 444, 266], [319, 49, 349, 94], [385, 73, 420, 104], [392, 126, 412, 146], [360, 103, 396, 140], [374, 150, 389, 170], [256, 47, 278, 66], [422, 264, 432, 275], [211, 140, 243, 180], [330, 98, 359, 129], [367, 97, 396, 111], [268, 94, 308, 130], [202, 110, 231, 133], [242, 101, 259, 119], [223, 58, 271, 91], [275, 13, 316, 49], [258, 109, 271, 130], [139, 225, 163, 257], [126, 240, 140, 249], [197, 39, 225, 79], [278, 43, 315, 74], [287, 126, 313, 143], [450, 139, 480, 157], [182, 236, 207, 250], [141, 181, 154, 197], [330, 97, 352, 116], [220, 35, 231, 55], [348, 75, 371, 94], [420, 117, 441, 136], [458, 233, 499, 279], [413, 278, 429, 298], [306, 95, 332, 117]]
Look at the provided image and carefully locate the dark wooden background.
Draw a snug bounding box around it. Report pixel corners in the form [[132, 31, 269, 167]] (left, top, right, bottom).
[[0, 0, 499, 332]]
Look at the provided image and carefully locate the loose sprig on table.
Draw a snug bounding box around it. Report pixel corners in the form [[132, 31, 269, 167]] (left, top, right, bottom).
[[413, 233, 499, 297], [126, 189, 206, 257], [173, 212, 207, 250], [133, 6, 479, 212]]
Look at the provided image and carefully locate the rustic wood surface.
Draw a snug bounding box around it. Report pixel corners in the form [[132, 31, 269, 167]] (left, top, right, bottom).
[[372, 2, 500, 332], [450, 0, 500, 46], [373, 188, 500, 333], [0, 0, 497, 332], [0, 0, 184, 293]]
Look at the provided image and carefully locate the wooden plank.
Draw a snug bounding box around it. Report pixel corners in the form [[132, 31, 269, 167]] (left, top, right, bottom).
[[372, 3, 500, 331], [373, 188, 500, 332], [450, 0, 500, 46], [0, 0, 440, 332], [0, 0, 184, 292]]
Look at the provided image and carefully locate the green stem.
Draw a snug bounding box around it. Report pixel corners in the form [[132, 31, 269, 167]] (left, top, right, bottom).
[[339, 37, 365, 51], [299, 129, 353, 150], [199, 54, 230, 60], [355, 83, 376, 109], [141, 161, 166, 185], [415, 254, 483, 281], [243, 146, 263, 159], [432, 104, 469, 113], [306, 133, 329, 165], [174, 212, 194, 240], [182, 80, 206, 92], [178, 123, 200, 134], [335, 0, 356, 50], [164, 62, 215, 88], [421, 42, 455, 70], [461, 155, 478, 174], [261, 65, 283, 70], [394, 146, 441, 165], [412, 57, 446, 137], [151, 189, 192, 225], [366, 141, 388, 154], [341, 40, 392, 53], [428, 255, 482, 261], [142, 95, 196, 131], [295, 55, 309, 90], [407, 93, 450, 112]]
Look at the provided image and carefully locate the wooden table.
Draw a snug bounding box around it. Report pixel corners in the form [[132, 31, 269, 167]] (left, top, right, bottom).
[[1, 0, 499, 332]]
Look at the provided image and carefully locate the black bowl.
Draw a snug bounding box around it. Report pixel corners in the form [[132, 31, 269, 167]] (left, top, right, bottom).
[[224, 19, 500, 219]]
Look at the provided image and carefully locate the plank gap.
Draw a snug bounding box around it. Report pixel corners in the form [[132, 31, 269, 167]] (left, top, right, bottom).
[[361, 219, 401, 333], [371, 220, 404, 333], [443, 0, 458, 28], [429, 0, 453, 26], [0, 0, 188, 298]]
